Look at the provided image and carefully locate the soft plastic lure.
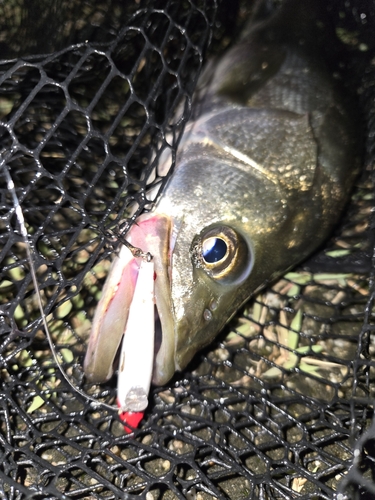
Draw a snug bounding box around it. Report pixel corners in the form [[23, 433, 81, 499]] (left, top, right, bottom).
[[117, 258, 155, 432]]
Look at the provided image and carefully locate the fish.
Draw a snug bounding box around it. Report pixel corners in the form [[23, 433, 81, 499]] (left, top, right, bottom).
[[83, 0, 360, 417]]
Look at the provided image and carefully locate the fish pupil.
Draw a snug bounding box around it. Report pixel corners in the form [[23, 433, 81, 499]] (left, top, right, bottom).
[[202, 237, 227, 263]]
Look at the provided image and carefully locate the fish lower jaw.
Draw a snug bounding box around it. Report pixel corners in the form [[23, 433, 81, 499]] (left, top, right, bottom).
[[151, 308, 177, 386], [154, 306, 163, 360]]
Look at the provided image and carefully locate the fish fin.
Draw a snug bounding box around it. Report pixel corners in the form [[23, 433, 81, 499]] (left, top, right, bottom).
[[214, 40, 285, 105], [244, 0, 329, 47], [241, 0, 276, 33], [206, 0, 333, 105]]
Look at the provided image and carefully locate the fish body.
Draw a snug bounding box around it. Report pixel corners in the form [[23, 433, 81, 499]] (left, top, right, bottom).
[[84, 0, 359, 392]]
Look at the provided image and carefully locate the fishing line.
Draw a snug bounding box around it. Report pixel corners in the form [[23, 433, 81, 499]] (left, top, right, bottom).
[[1, 158, 121, 414]]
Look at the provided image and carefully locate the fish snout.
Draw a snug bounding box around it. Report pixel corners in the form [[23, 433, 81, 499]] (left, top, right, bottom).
[[84, 213, 177, 390]]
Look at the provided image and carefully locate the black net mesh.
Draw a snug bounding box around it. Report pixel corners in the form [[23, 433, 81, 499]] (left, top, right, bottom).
[[0, 0, 375, 498]]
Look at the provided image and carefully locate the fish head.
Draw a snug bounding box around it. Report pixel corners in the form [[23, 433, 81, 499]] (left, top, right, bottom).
[[85, 126, 323, 387], [85, 101, 335, 388], [152, 151, 298, 383], [84, 153, 293, 388]]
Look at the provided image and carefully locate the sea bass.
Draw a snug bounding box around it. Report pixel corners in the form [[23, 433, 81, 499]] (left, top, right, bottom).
[[84, 0, 359, 407]]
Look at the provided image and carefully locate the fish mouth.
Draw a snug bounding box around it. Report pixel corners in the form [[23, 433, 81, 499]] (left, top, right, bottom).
[[83, 213, 176, 391]]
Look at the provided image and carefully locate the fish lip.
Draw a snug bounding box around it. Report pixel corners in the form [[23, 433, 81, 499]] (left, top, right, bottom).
[[84, 245, 138, 383], [84, 213, 177, 387]]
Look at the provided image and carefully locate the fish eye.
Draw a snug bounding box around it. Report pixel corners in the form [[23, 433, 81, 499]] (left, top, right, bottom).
[[202, 237, 228, 263], [191, 225, 252, 283]]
